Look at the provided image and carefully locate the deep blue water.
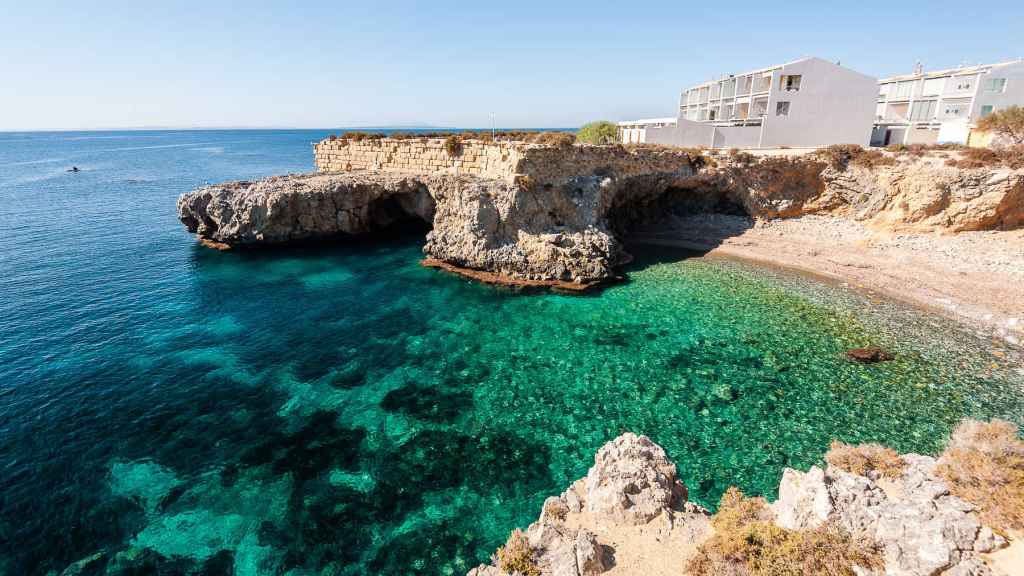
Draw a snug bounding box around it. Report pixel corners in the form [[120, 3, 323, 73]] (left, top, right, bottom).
[[1, 130, 1021, 576]]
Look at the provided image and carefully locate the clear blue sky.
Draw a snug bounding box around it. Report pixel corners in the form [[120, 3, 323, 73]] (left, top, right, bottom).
[[2, 1, 1022, 131]]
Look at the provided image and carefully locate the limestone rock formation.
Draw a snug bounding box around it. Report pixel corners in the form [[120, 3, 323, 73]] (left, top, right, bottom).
[[176, 172, 435, 245], [468, 432, 710, 576], [773, 454, 1007, 576], [177, 139, 1024, 288], [821, 163, 1024, 232], [581, 432, 687, 525], [467, 432, 1012, 576]]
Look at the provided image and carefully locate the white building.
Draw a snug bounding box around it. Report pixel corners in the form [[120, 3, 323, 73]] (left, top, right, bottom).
[[617, 117, 676, 144], [620, 57, 877, 149], [872, 59, 1024, 146]]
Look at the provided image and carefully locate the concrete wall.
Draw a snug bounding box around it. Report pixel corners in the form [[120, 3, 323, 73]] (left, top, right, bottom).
[[759, 58, 876, 148], [649, 57, 875, 148], [972, 61, 1024, 119]]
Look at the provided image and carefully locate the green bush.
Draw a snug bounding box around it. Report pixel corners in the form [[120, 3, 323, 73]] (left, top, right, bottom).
[[576, 120, 618, 145]]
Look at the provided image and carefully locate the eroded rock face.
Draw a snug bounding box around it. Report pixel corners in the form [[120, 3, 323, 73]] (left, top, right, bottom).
[[821, 163, 1024, 232], [177, 162, 700, 285], [176, 172, 435, 244], [582, 432, 686, 525], [177, 142, 1024, 288], [468, 433, 708, 576], [468, 432, 1011, 576], [773, 455, 1007, 576]]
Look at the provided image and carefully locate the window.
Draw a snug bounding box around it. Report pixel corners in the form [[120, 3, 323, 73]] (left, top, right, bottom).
[[943, 103, 969, 118], [723, 78, 736, 98], [922, 78, 944, 96], [894, 81, 914, 99], [984, 78, 1007, 93], [776, 101, 790, 116], [953, 77, 974, 92], [780, 75, 802, 92], [725, 104, 735, 119], [755, 74, 772, 92], [980, 105, 994, 117], [709, 108, 717, 121], [910, 100, 936, 121]]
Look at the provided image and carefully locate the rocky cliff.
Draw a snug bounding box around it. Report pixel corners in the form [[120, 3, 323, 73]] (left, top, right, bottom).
[[176, 140, 1024, 287], [467, 431, 1017, 576]]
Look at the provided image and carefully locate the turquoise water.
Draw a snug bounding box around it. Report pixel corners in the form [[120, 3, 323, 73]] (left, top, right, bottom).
[[1, 130, 1022, 576]]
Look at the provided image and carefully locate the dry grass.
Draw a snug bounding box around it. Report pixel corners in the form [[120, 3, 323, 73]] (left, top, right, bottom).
[[495, 529, 540, 576], [814, 144, 865, 170], [444, 134, 463, 157], [814, 144, 896, 170], [936, 419, 1024, 533], [945, 145, 1024, 169], [825, 441, 906, 479], [687, 488, 883, 576]]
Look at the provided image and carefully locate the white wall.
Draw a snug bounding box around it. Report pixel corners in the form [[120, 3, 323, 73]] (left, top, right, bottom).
[[760, 58, 876, 148], [971, 62, 1024, 120]]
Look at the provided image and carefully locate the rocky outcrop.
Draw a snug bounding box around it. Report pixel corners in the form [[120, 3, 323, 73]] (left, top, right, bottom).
[[468, 433, 1011, 576], [177, 145, 702, 286], [774, 455, 1006, 576], [468, 433, 710, 576], [177, 139, 1024, 288], [176, 172, 435, 245], [821, 162, 1024, 232]]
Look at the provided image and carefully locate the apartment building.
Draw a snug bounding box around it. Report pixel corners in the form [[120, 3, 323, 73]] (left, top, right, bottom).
[[872, 59, 1024, 146], [620, 57, 877, 149], [617, 117, 676, 144]]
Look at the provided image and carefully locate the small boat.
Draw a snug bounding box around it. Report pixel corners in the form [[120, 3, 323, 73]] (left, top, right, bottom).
[[68, 166, 80, 172]]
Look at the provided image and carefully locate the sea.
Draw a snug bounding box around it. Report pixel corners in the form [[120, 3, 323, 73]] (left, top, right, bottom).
[[1, 129, 1021, 575]]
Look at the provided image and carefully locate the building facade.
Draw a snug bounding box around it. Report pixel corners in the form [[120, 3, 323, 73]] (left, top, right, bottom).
[[620, 57, 877, 149], [617, 117, 676, 144], [872, 60, 1024, 146]]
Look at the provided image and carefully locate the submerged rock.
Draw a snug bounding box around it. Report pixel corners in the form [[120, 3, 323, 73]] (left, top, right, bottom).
[[846, 346, 896, 363]]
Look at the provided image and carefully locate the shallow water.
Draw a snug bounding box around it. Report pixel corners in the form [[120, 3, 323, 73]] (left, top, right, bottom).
[[1, 130, 1021, 576]]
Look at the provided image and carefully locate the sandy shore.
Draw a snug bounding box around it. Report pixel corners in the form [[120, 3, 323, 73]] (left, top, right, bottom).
[[631, 215, 1024, 346]]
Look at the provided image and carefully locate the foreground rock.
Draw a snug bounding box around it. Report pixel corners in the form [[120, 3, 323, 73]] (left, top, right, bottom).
[[774, 456, 1005, 575], [467, 432, 1013, 576], [468, 433, 711, 576], [177, 139, 1024, 288]]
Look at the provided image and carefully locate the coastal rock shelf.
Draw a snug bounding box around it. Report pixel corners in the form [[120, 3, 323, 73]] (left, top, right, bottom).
[[177, 138, 1024, 287], [467, 431, 1015, 576]]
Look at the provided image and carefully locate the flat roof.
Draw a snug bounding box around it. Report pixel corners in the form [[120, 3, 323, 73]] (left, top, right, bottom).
[[879, 59, 1023, 83], [617, 117, 676, 126]]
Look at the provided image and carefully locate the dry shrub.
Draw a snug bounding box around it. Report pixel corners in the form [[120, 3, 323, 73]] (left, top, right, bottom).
[[936, 419, 1024, 533], [444, 134, 463, 157], [688, 487, 883, 576], [815, 144, 865, 170], [495, 529, 540, 576], [825, 441, 905, 479], [529, 131, 576, 146], [729, 149, 757, 166], [944, 146, 1024, 169], [849, 149, 896, 169]]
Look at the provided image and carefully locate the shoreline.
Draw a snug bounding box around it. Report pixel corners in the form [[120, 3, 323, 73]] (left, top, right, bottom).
[[629, 214, 1024, 347]]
